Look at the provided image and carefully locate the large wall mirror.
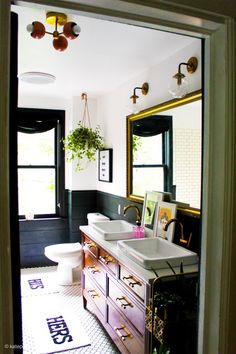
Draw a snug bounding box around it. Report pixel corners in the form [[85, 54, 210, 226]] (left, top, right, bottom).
[[127, 90, 202, 210]]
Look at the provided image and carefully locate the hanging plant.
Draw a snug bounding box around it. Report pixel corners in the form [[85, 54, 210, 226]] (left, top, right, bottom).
[[62, 93, 104, 171]]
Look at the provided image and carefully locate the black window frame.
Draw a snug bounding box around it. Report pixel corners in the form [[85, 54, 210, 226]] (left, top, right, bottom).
[[17, 108, 65, 219], [132, 115, 173, 196]]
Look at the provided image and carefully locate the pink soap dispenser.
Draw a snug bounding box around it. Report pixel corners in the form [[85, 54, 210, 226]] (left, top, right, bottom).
[[133, 221, 145, 239]]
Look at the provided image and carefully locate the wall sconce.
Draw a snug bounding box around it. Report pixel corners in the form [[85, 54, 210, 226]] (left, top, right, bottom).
[[27, 11, 81, 52], [129, 82, 149, 114], [168, 57, 198, 98]]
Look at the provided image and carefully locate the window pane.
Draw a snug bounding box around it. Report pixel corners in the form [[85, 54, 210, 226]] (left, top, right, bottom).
[[18, 168, 56, 216], [18, 129, 55, 165], [133, 134, 162, 164], [133, 167, 164, 197]]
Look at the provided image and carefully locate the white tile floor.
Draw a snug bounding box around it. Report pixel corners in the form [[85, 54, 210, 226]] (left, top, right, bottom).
[[21, 266, 120, 354]]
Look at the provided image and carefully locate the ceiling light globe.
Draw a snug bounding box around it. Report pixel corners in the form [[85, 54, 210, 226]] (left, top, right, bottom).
[[63, 22, 81, 39], [29, 21, 45, 39], [128, 102, 141, 115], [53, 36, 68, 51], [26, 23, 33, 33], [73, 24, 81, 36], [168, 77, 189, 98]]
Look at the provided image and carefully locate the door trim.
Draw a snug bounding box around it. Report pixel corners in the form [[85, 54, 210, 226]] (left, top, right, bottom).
[[1, 1, 236, 353]]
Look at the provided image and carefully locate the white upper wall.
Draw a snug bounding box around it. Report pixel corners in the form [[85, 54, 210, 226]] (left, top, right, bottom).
[[97, 39, 202, 197], [18, 39, 201, 193], [67, 96, 98, 190]]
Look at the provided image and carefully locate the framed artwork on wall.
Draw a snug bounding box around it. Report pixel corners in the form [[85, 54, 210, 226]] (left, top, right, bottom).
[[153, 201, 177, 241], [98, 149, 113, 182]]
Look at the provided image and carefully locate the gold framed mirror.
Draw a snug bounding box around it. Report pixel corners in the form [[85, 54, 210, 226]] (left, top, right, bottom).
[[127, 90, 202, 215]]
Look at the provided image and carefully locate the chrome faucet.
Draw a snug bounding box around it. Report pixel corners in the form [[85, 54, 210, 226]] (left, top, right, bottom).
[[123, 204, 141, 225], [164, 218, 188, 245]]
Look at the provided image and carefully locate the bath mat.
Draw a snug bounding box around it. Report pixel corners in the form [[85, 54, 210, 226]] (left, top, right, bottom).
[[23, 296, 91, 353], [21, 270, 60, 297]]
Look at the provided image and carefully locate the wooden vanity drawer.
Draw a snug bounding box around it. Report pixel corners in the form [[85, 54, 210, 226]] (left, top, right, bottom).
[[84, 253, 106, 291], [84, 273, 106, 318], [99, 248, 118, 276], [107, 302, 144, 354], [120, 265, 145, 301], [108, 277, 145, 335], [83, 234, 98, 258]]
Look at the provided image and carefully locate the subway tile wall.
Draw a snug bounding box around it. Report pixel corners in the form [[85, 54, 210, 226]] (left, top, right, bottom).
[[173, 129, 202, 209]]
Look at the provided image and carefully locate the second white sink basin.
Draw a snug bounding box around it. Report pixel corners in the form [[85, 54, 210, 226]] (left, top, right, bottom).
[[117, 237, 198, 270], [91, 220, 134, 240]]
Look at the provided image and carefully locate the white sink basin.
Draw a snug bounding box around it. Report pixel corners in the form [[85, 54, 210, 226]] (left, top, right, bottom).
[[117, 237, 198, 270], [91, 220, 134, 240]]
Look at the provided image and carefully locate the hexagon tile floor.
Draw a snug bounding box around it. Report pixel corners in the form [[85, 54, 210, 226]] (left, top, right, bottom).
[[21, 266, 120, 354]]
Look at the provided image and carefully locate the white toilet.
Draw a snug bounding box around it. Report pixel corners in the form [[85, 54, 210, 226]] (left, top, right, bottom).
[[44, 242, 82, 285], [87, 212, 110, 225]]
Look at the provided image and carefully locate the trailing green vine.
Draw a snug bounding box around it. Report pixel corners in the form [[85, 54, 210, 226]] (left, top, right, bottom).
[[132, 134, 142, 162], [62, 121, 104, 171]]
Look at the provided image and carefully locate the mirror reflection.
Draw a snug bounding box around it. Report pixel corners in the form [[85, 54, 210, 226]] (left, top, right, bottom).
[[127, 91, 202, 209]]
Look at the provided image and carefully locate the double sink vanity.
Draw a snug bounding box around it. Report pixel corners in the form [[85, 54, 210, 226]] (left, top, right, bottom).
[[80, 220, 198, 354]]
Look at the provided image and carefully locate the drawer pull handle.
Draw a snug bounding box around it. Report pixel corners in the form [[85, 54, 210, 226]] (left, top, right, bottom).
[[122, 276, 133, 281], [116, 296, 133, 310], [88, 289, 100, 298], [114, 325, 133, 341], [122, 275, 141, 288], [99, 255, 113, 264], [84, 241, 97, 249], [88, 266, 100, 274], [129, 280, 141, 288]]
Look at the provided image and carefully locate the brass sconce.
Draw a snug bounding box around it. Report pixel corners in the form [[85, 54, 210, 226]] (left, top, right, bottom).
[[129, 82, 149, 114], [169, 57, 198, 98]]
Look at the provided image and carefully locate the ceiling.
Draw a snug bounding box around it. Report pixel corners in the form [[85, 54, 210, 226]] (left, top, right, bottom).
[[12, 4, 199, 99]]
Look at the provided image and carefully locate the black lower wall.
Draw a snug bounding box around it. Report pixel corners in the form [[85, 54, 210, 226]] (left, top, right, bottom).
[[96, 191, 200, 253], [20, 218, 69, 267], [19, 190, 200, 268], [19, 190, 140, 268], [96, 190, 142, 223], [68, 190, 97, 243], [66, 190, 141, 243]]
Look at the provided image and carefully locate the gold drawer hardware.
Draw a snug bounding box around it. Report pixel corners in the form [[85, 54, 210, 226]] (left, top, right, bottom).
[[88, 265, 100, 274], [122, 275, 141, 288], [88, 289, 100, 299], [114, 325, 133, 341], [99, 255, 113, 264], [116, 296, 133, 310], [84, 241, 97, 249]]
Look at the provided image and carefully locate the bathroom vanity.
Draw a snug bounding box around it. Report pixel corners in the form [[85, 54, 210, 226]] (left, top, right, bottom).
[[80, 225, 198, 354]]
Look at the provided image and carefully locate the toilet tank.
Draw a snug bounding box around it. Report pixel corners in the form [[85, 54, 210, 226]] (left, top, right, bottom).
[[87, 212, 110, 225]]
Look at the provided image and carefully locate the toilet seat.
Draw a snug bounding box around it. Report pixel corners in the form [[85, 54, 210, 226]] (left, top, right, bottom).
[[45, 243, 82, 257]]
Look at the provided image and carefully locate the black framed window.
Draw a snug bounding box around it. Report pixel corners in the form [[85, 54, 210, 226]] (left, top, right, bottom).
[[17, 108, 65, 219], [132, 115, 173, 197]]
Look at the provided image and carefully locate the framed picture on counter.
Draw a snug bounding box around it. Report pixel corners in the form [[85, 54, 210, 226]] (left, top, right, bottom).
[[153, 201, 177, 241], [98, 149, 113, 182]]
